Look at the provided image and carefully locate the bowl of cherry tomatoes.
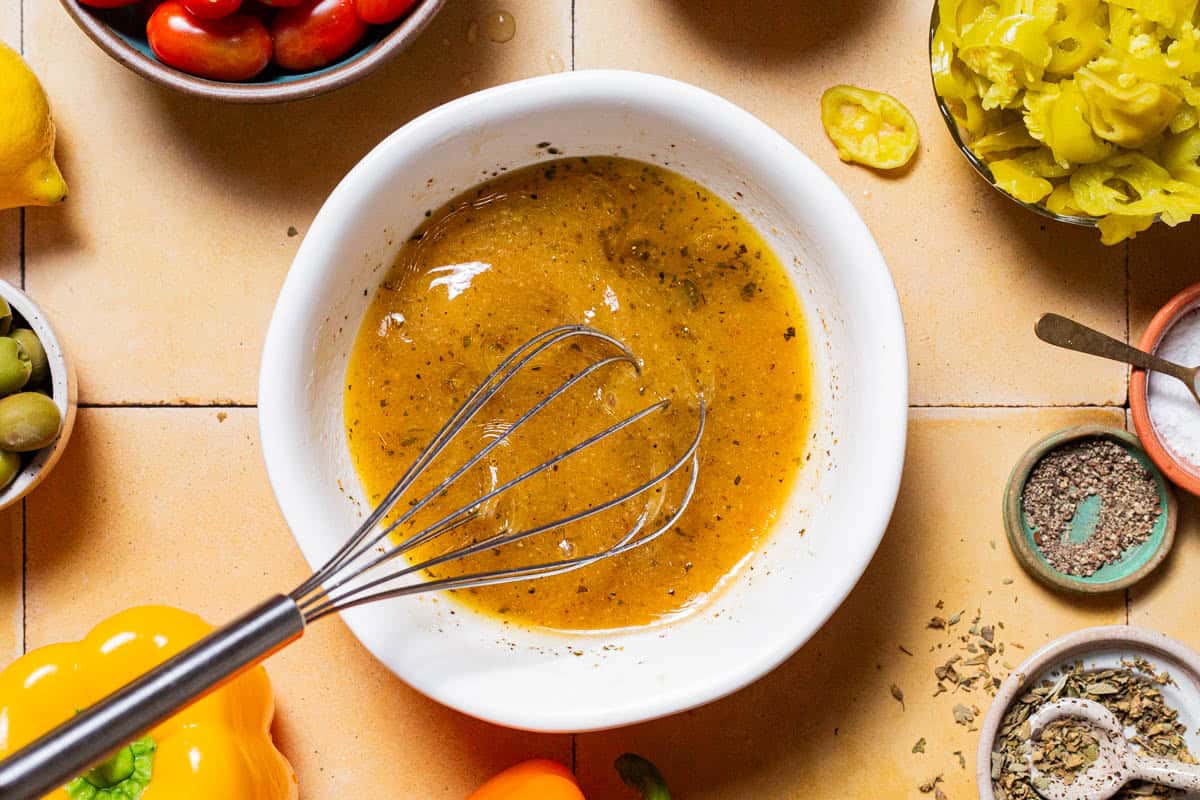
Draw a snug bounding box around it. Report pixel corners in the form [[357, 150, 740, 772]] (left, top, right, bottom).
[[61, 0, 446, 103]]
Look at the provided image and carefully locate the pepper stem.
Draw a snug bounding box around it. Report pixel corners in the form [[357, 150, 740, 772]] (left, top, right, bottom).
[[84, 745, 135, 788], [614, 753, 671, 800], [66, 736, 156, 800]]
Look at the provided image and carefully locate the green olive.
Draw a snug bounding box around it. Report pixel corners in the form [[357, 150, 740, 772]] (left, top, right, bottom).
[[10, 329, 47, 386], [0, 298, 13, 336], [0, 392, 61, 452], [0, 338, 31, 395], [0, 451, 19, 490]]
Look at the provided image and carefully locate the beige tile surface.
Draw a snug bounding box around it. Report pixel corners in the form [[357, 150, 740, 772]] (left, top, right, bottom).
[[0, 507, 20, 662], [0, 1, 16, 50], [1129, 488, 1200, 646], [22, 0, 571, 405], [575, 407, 1128, 798], [0, 1, 23, 289], [576, 0, 1128, 406], [1129, 224, 1200, 344], [25, 408, 569, 796]]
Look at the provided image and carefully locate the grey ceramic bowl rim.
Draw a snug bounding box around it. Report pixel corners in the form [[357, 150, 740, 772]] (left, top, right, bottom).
[[976, 625, 1200, 800], [927, 2, 1100, 228], [58, 0, 448, 104], [0, 280, 78, 511]]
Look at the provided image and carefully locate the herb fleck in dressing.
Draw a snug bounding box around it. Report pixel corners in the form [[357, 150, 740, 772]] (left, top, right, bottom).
[[344, 157, 814, 630]]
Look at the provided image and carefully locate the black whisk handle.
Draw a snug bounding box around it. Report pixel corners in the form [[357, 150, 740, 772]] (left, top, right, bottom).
[[0, 594, 305, 800]]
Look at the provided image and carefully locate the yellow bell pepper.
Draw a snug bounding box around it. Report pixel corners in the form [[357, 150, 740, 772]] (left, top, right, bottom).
[[0, 606, 298, 800], [820, 85, 920, 170]]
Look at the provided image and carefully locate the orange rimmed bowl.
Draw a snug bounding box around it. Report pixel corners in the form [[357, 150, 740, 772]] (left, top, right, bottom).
[[1131, 282, 1200, 496]]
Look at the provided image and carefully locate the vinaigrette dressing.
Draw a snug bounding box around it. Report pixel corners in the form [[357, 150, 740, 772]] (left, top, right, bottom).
[[344, 157, 814, 630]]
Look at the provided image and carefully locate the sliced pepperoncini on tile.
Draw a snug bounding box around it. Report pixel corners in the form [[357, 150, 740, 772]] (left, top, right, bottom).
[[932, 0, 1200, 241], [0, 606, 298, 800], [820, 85, 920, 170]]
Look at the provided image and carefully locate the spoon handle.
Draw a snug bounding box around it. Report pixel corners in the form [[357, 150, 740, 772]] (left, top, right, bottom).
[[1036, 313, 1196, 385], [1129, 754, 1200, 791]]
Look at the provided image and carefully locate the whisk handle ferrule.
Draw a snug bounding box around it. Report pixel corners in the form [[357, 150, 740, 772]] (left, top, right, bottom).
[[0, 594, 305, 800]]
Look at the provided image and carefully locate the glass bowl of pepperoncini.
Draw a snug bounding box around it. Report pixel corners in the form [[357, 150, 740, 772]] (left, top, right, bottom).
[[929, 0, 1200, 245]]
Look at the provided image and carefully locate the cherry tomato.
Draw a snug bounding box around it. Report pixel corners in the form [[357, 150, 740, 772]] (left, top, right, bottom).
[[257, 0, 306, 6], [77, 0, 141, 7], [181, 0, 243, 19], [271, 0, 367, 72], [147, 1, 273, 82], [354, 0, 417, 25]]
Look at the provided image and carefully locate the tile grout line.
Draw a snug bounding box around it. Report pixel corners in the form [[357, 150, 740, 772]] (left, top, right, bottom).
[[80, 402, 258, 409], [570, 0, 575, 70]]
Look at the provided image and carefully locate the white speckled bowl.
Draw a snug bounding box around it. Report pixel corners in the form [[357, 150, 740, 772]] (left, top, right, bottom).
[[259, 70, 908, 732], [977, 626, 1200, 800], [0, 280, 77, 511]]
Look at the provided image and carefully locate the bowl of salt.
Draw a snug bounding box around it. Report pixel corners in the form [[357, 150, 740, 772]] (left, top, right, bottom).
[[1131, 283, 1200, 497]]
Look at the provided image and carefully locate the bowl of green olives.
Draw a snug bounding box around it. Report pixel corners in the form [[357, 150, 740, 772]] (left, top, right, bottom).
[[0, 281, 76, 510]]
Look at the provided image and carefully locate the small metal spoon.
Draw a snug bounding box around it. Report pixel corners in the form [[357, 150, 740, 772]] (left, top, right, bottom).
[[1036, 313, 1200, 407], [1027, 698, 1200, 800]]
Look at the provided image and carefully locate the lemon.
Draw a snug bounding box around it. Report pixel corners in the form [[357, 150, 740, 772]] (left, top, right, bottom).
[[0, 41, 66, 211]]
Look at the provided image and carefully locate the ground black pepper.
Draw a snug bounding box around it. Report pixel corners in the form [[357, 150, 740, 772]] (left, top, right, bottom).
[[1021, 439, 1161, 577]]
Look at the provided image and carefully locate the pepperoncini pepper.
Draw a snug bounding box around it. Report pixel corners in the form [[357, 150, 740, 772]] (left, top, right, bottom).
[[820, 85, 920, 169], [933, 0, 1200, 242], [0, 606, 298, 800]]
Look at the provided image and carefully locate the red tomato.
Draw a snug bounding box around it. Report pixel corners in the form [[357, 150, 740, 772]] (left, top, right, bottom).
[[271, 0, 367, 71], [181, 0, 243, 19], [77, 0, 141, 7], [354, 0, 417, 25], [147, 1, 273, 82]]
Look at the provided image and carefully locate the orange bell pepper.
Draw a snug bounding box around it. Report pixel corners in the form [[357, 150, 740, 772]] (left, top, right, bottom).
[[468, 760, 584, 800], [469, 754, 670, 799], [0, 605, 298, 800]]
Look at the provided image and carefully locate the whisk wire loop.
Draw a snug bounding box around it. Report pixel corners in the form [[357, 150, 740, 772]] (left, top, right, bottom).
[[291, 324, 705, 624], [291, 324, 634, 601]]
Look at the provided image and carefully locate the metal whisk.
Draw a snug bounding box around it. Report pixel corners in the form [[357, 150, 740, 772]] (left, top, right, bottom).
[[0, 325, 705, 800]]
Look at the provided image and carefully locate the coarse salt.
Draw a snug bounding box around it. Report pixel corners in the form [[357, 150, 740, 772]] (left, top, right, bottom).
[[1148, 307, 1200, 469]]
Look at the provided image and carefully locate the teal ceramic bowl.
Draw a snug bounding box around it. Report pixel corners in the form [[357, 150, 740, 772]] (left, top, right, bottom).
[[59, 0, 446, 104], [1003, 425, 1178, 594]]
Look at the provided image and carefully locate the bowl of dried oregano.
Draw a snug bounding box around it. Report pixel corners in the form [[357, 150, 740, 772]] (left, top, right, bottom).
[[979, 625, 1200, 800]]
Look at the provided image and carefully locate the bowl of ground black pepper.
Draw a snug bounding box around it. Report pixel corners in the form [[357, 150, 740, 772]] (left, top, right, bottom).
[[1003, 425, 1178, 594]]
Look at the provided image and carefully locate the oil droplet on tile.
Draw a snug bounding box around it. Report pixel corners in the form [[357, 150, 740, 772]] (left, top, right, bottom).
[[483, 10, 516, 43], [466, 19, 479, 44], [546, 49, 565, 73]]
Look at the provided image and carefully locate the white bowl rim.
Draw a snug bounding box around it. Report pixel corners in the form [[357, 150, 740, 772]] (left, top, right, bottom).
[[259, 69, 909, 731], [0, 279, 78, 510]]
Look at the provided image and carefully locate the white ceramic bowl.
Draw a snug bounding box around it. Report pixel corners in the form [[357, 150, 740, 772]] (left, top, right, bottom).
[[259, 70, 908, 732], [0, 280, 77, 511]]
